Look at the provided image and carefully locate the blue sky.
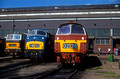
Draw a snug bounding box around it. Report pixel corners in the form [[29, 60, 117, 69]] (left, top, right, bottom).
[[0, 0, 120, 8]]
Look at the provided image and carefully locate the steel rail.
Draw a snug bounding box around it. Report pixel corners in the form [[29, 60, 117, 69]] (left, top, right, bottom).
[[0, 62, 33, 75], [34, 65, 62, 79], [34, 66, 78, 79], [66, 69, 78, 79]]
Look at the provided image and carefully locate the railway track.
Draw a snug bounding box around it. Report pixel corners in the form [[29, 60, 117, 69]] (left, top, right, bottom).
[[0, 61, 37, 78], [0, 62, 76, 79], [35, 66, 78, 79], [0, 56, 12, 62], [0, 58, 31, 70], [0, 56, 24, 63]]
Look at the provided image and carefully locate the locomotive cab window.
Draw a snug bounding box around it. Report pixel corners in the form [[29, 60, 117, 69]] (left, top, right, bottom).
[[56, 23, 86, 35], [57, 25, 70, 34], [6, 34, 13, 40], [29, 30, 36, 35], [37, 30, 46, 36], [28, 30, 46, 36], [6, 34, 22, 40], [72, 24, 85, 34], [14, 34, 21, 40]]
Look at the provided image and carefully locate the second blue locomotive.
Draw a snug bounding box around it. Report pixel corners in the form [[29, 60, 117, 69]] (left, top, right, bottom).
[[24, 28, 54, 61]]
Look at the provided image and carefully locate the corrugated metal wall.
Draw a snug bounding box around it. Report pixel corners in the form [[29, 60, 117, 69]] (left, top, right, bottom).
[[0, 19, 120, 36]]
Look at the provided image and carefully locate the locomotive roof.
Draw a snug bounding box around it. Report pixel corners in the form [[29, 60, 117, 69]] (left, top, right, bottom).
[[31, 28, 48, 32], [7, 33, 25, 36], [59, 23, 84, 28], [7, 33, 22, 35]]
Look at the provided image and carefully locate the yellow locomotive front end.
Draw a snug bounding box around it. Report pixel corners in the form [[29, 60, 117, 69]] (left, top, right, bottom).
[[25, 41, 44, 58], [55, 40, 87, 53], [5, 34, 25, 58], [26, 41, 44, 50], [5, 42, 21, 56]]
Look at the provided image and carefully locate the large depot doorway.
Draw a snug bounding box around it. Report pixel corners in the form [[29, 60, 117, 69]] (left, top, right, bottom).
[[88, 38, 94, 54], [113, 38, 120, 49]]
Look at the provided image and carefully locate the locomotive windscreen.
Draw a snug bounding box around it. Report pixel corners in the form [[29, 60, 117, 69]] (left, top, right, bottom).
[[29, 30, 36, 35], [57, 25, 70, 34], [14, 35, 21, 40], [57, 23, 86, 35], [29, 30, 46, 36], [6, 34, 13, 40], [6, 34, 22, 40], [72, 24, 85, 34], [37, 30, 46, 35]]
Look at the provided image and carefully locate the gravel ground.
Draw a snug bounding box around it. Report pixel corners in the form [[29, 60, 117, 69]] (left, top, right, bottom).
[[0, 59, 30, 68], [0, 62, 61, 79], [72, 54, 120, 79], [17, 62, 61, 77]]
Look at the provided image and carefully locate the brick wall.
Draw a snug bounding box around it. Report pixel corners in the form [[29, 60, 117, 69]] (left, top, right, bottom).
[[94, 38, 112, 54]]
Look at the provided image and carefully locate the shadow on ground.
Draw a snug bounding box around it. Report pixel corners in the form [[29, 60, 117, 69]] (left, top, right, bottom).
[[62, 56, 102, 70], [77, 56, 102, 70]]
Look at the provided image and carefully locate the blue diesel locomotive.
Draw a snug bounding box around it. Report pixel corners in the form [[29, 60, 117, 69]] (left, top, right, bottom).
[[24, 28, 54, 61]]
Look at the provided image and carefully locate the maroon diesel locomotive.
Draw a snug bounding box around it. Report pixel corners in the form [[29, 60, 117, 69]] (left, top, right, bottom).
[[54, 22, 88, 65]]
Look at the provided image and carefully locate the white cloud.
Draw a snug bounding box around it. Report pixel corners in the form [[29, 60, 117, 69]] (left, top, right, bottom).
[[85, 4, 91, 5], [109, 0, 117, 2]]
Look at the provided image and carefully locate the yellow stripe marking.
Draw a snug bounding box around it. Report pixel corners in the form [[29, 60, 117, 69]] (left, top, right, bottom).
[[26, 41, 44, 50], [6, 42, 20, 49], [55, 40, 87, 52]]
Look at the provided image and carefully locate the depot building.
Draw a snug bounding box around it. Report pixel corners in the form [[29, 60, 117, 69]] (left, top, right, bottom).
[[0, 4, 120, 54]]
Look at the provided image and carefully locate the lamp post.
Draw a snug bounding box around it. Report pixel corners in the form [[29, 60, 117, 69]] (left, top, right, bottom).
[[12, 20, 16, 33], [0, 25, 2, 36], [76, 18, 78, 23], [27, 20, 31, 32]]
